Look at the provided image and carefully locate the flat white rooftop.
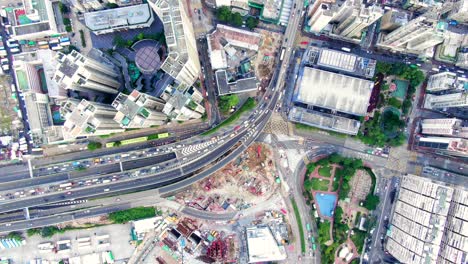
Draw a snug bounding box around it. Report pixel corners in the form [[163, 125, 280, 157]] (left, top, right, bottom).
[[246, 225, 286, 263], [84, 4, 153, 32], [294, 67, 374, 116]]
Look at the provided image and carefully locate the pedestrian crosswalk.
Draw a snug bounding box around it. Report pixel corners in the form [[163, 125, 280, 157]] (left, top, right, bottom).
[[180, 141, 215, 156], [50, 200, 88, 206]]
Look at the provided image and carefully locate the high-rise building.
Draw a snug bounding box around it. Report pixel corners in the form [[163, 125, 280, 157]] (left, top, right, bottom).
[[112, 90, 167, 128], [424, 92, 468, 110], [53, 50, 121, 94], [379, 16, 446, 53], [307, 0, 358, 33], [448, 0, 468, 23], [386, 174, 468, 263], [417, 136, 467, 157], [333, 4, 383, 39], [421, 118, 468, 138], [62, 99, 124, 139], [380, 9, 409, 31], [426, 72, 467, 92], [148, 0, 201, 88]]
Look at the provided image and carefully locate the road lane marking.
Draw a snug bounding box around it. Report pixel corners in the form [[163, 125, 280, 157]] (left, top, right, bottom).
[[28, 159, 33, 178]]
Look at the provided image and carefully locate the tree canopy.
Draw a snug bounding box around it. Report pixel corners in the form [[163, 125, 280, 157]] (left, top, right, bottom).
[[363, 194, 380, 210], [218, 95, 240, 114]]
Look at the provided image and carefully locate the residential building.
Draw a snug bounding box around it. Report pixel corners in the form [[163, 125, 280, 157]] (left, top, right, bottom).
[[53, 50, 121, 94], [426, 72, 467, 92], [81, 0, 105, 10], [424, 92, 468, 110], [380, 9, 409, 32], [62, 99, 124, 139], [207, 24, 262, 70], [307, 0, 352, 32], [448, 0, 468, 23], [160, 85, 205, 121], [386, 174, 468, 263], [421, 118, 468, 138], [416, 136, 467, 157], [5, 0, 63, 40], [333, 4, 383, 39], [148, 0, 201, 87], [248, 0, 293, 25], [112, 90, 167, 128], [403, 0, 441, 12], [84, 4, 155, 35], [378, 16, 446, 54]]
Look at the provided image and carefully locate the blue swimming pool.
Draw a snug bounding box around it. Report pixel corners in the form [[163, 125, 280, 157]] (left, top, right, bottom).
[[315, 192, 337, 218]]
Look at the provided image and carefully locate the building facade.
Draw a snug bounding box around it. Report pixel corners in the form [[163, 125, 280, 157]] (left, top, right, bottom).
[[421, 118, 468, 138], [112, 90, 167, 128], [53, 50, 121, 94], [426, 72, 467, 92], [62, 99, 124, 139], [378, 16, 446, 54], [148, 0, 201, 88]]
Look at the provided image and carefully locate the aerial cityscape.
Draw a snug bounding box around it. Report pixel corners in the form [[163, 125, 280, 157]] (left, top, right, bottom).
[[0, 0, 466, 263]]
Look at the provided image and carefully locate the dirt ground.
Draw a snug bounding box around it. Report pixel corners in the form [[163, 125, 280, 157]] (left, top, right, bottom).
[[254, 29, 282, 80], [175, 143, 280, 212], [0, 75, 23, 135]]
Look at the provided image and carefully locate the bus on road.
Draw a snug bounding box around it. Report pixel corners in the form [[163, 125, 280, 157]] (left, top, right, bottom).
[[306, 224, 311, 232], [279, 48, 285, 61]]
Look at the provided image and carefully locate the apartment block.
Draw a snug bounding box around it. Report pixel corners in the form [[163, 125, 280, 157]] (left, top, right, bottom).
[[380, 9, 409, 32], [421, 118, 468, 138], [417, 136, 467, 157], [62, 99, 124, 139], [112, 90, 167, 128], [386, 174, 468, 263], [53, 50, 120, 94], [333, 4, 383, 39], [148, 0, 201, 87], [426, 72, 467, 92], [378, 16, 446, 54], [424, 92, 468, 110]]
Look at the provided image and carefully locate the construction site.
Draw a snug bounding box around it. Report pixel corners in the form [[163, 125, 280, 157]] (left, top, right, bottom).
[[174, 143, 280, 213], [130, 215, 239, 264]]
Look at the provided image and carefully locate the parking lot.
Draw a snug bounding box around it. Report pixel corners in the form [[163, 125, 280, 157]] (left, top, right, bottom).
[[1, 223, 135, 263]]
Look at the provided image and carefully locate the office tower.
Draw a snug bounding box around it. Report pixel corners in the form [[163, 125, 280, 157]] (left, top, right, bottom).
[[53, 50, 121, 94], [148, 0, 201, 88], [112, 90, 168, 128]]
